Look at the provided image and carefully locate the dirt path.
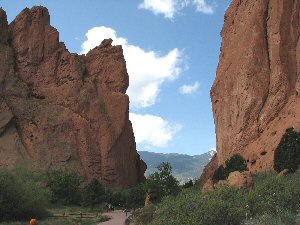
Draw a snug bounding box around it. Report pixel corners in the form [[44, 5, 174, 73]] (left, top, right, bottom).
[[98, 210, 131, 225]]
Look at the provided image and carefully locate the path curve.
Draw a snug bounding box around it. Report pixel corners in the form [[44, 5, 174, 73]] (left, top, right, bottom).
[[98, 210, 131, 225]]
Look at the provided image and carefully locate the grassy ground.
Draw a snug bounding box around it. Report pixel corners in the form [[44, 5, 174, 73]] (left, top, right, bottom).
[[0, 217, 108, 225], [0, 205, 109, 225]]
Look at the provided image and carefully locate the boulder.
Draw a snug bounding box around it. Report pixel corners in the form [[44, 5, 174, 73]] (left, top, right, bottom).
[[227, 171, 253, 189], [278, 169, 289, 177], [214, 179, 228, 188]]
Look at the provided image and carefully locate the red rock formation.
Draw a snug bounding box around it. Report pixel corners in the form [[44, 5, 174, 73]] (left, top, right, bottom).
[[227, 171, 253, 189], [210, 0, 300, 176], [0, 7, 146, 187]]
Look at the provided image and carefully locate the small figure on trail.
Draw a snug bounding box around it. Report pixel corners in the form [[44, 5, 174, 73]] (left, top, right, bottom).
[[106, 203, 114, 211], [123, 208, 128, 217]]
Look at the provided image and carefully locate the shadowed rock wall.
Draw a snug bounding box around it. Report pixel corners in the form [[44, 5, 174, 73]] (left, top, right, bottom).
[[0, 7, 146, 187]]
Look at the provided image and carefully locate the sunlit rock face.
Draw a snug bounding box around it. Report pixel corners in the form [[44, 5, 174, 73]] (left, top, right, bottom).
[[0, 7, 146, 187], [209, 0, 299, 177]]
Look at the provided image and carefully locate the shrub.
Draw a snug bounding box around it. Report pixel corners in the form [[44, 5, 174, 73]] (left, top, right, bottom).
[[43, 170, 82, 205], [212, 165, 227, 182], [105, 183, 147, 209], [274, 128, 300, 173], [247, 171, 300, 217], [212, 154, 248, 182], [135, 170, 300, 225], [148, 186, 247, 225], [81, 178, 105, 207], [182, 180, 193, 189], [0, 168, 49, 221], [105, 188, 127, 207], [225, 154, 248, 174], [243, 211, 298, 225]]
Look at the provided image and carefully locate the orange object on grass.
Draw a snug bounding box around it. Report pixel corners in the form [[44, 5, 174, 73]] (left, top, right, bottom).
[[29, 218, 37, 225]]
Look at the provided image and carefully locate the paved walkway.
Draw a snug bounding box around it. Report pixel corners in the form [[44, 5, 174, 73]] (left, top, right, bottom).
[[98, 210, 131, 225]]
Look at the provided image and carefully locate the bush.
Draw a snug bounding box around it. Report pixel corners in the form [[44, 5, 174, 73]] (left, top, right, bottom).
[[212, 154, 248, 182], [81, 178, 105, 207], [182, 180, 193, 189], [43, 170, 82, 205], [247, 171, 300, 217], [274, 128, 300, 173], [105, 183, 147, 209], [225, 154, 248, 175], [0, 168, 49, 221], [212, 165, 227, 182], [243, 212, 298, 225], [132, 170, 300, 225], [148, 186, 247, 225]]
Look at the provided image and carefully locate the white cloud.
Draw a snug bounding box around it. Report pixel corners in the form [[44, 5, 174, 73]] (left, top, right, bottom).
[[179, 81, 200, 94], [81, 26, 182, 108], [138, 0, 215, 19], [193, 0, 214, 14], [130, 113, 182, 147], [138, 0, 188, 19]]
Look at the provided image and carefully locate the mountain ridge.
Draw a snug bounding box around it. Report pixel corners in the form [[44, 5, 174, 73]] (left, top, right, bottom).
[[139, 150, 216, 183]]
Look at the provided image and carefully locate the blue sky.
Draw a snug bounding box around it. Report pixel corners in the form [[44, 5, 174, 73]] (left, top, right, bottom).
[[1, 0, 231, 155]]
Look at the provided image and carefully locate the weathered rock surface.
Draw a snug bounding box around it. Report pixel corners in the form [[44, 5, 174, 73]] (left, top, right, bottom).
[[199, 152, 218, 186], [0, 7, 146, 187], [227, 171, 253, 189], [202, 179, 214, 192], [209, 0, 300, 178]]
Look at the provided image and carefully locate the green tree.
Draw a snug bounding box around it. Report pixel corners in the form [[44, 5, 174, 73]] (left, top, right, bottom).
[[0, 168, 49, 221], [43, 170, 82, 205], [274, 128, 300, 173], [146, 162, 180, 200], [81, 178, 105, 207]]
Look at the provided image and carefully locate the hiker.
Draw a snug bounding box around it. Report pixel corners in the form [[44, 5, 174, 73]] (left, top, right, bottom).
[[123, 208, 128, 217]]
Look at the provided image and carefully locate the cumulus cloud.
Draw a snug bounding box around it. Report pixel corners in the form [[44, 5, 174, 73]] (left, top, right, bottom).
[[130, 113, 182, 147], [193, 0, 214, 14], [179, 81, 200, 94], [81, 26, 182, 108], [138, 0, 215, 19]]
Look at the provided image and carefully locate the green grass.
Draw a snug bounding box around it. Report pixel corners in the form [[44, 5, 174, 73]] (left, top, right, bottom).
[[0, 216, 108, 225], [0, 205, 109, 225]]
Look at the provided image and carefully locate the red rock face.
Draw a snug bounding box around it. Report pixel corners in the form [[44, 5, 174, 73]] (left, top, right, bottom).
[[0, 7, 146, 187], [211, 0, 300, 174]]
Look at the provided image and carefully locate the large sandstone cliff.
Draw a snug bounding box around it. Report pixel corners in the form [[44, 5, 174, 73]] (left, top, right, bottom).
[[205, 0, 299, 180], [0, 7, 146, 187]]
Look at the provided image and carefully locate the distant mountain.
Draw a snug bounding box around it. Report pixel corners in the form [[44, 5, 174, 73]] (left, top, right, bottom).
[[138, 150, 216, 184]]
